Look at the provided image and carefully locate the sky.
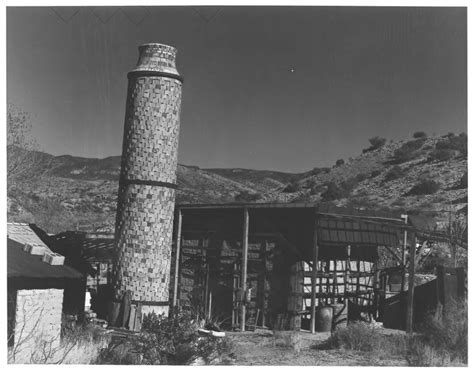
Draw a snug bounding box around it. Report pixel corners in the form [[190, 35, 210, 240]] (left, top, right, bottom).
[[6, 6, 467, 172]]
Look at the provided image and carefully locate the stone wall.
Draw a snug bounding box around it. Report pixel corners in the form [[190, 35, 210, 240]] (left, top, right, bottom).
[[11, 289, 64, 363]]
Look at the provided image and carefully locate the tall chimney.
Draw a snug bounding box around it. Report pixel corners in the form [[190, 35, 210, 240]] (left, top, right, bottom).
[[112, 43, 183, 319]]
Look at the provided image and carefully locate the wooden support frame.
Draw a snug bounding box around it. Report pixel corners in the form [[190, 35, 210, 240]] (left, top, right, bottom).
[[310, 208, 320, 334], [406, 232, 416, 334], [401, 214, 408, 292], [240, 207, 249, 331], [172, 208, 183, 307]]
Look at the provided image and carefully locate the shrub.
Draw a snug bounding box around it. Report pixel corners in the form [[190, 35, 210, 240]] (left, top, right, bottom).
[[459, 172, 467, 188], [97, 311, 228, 365], [320, 182, 346, 201], [407, 300, 467, 366], [384, 165, 404, 182], [435, 133, 467, 158], [310, 167, 323, 176], [392, 138, 426, 163], [428, 149, 454, 162], [355, 173, 368, 182], [8, 322, 110, 364], [341, 177, 357, 192], [282, 182, 302, 193], [234, 191, 261, 202], [406, 179, 440, 195], [413, 131, 427, 139], [363, 136, 386, 153], [370, 169, 381, 178], [320, 322, 407, 358], [335, 159, 345, 167]]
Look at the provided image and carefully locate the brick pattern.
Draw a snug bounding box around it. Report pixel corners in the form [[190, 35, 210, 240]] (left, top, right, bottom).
[[13, 289, 64, 363], [120, 77, 182, 184], [113, 43, 182, 309], [131, 43, 178, 74], [113, 184, 176, 301]]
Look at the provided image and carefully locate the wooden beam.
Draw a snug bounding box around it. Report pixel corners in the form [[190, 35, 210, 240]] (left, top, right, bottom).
[[345, 245, 351, 327], [310, 209, 320, 334], [406, 232, 416, 335], [172, 209, 183, 307], [401, 214, 408, 292], [240, 207, 249, 332]]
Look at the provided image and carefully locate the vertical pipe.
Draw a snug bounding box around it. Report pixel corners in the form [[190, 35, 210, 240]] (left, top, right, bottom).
[[172, 209, 183, 307], [310, 209, 319, 334], [406, 232, 416, 335], [240, 208, 249, 331]]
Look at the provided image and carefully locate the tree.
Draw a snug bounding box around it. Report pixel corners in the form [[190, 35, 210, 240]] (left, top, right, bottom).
[[335, 159, 345, 167], [413, 131, 427, 139], [445, 212, 467, 268], [363, 136, 387, 153], [7, 104, 40, 180]]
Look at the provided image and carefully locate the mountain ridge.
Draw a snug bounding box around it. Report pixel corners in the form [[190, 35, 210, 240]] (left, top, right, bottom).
[[7, 133, 467, 233]]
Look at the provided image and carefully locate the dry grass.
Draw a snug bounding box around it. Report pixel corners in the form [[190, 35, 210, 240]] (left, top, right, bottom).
[[8, 324, 111, 364]]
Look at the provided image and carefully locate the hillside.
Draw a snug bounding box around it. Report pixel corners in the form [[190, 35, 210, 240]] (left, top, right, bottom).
[[7, 133, 467, 233]]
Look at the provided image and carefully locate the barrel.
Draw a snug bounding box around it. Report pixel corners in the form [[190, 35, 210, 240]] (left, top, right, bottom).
[[315, 306, 333, 332], [331, 303, 348, 330]]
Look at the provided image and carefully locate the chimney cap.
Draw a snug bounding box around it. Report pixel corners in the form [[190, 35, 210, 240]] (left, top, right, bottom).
[[130, 43, 180, 76]]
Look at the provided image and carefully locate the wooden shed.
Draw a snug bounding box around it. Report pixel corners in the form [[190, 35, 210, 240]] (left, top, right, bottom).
[[170, 202, 424, 333]]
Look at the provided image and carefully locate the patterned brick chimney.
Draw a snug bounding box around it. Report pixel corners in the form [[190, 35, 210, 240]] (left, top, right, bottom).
[[112, 43, 183, 318]]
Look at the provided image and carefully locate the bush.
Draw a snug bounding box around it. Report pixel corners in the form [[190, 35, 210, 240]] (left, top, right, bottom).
[[370, 170, 381, 178], [282, 181, 302, 193], [407, 300, 467, 366], [234, 191, 261, 202], [320, 177, 358, 201], [320, 322, 407, 357], [355, 173, 368, 182], [413, 131, 427, 139], [435, 133, 467, 158], [384, 165, 404, 182], [428, 148, 454, 162], [459, 172, 467, 188], [320, 302, 467, 366], [335, 159, 345, 167], [363, 136, 386, 153], [97, 311, 228, 365], [392, 138, 426, 163], [321, 182, 349, 201], [406, 179, 440, 196]]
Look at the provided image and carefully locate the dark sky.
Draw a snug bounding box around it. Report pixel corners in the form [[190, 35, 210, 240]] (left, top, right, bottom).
[[7, 6, 467, 172]]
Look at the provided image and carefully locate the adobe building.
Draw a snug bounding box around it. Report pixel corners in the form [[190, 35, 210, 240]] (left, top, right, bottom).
[[7, 223, 84, 363]]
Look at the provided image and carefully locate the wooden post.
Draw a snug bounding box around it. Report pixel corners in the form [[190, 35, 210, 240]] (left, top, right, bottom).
[[401, 214, 408, 292], [406, 232, 416, 335], [345, 245, 351, 325], [310, 210, 320, 334], [241, 207, 249, 332], [172, 209, 183, 307]]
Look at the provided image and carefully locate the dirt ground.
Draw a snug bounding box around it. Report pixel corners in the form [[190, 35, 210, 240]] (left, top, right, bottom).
[[217, 329, 408, 366]]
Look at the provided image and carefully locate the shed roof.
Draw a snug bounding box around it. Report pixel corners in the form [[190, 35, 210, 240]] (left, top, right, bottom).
[[7, 223, 83, 288], [8, 238, 83, 282], [7, 223, 54, 253]]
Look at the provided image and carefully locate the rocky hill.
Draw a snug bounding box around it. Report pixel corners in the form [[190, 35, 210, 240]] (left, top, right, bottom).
[[7, 133, 467, 233]]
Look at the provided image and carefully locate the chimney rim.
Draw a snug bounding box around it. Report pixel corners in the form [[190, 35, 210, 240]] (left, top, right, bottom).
[[138, 43, 177, 53]]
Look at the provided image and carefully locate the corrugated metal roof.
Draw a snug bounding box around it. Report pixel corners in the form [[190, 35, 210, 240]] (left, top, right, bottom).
[[318, 218, 401, 247]]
